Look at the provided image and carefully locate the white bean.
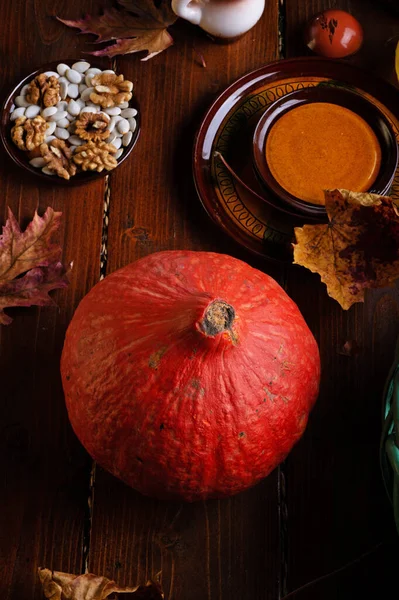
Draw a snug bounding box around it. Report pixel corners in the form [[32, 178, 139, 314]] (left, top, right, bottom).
[[44, 135, 56, 143], [67, 99, 81, 116], [102, 69, 115, 75], [42, 167, 55, 176], [41, 106, 57, 118], [46, 121, 57, 135], [104, 107, 121, 116], [118, 101, 129, 109], [81, 87, 94, 102], [78, 83, 87, 94], [56, 101, 68, 111], [66, 113, 75, 122], [86, 68, 101, 75], [112, 137, 122, 149], [68, 135, 84, 146], [44, 71, 59, 78], [111, 115, 122, 125], [85, 102, 99, 109], [122, 131, 133, 147], [49, 110, 68, 122], [10, 107, 26, 120], [54, 127, 70, 140], [25, 105, 41, 118], [107, 119, 116, 133], [80, 106, 98, 114], [106, 134, 117, 144], [114, 148, 123, 160], [59, 80, 68, 100], [72, 61, 90, 73], [66, 68, 82, 84], [29, 157, 46, 168], [98, 111, 110, 120], [128, 118, 137, 132], [114, 129, 123, 137], [76, 98, 85, 109], [67, 83, 79, 99], [121, 108, 137, 119], [15, 95, 30, 107], [57, 63, 70, 76], [56, 117, 70, 128], [85, 68, 101, 86], [20, 84, 29, 96]]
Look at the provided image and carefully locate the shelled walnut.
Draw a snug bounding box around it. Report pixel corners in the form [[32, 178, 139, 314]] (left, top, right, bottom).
[[26, 73, 60, 107], [11, 116, 47, 151], [90, 73, 133, 108], [73, 141, 118, 172], [40, 139, 77, 180], [75, 112, 110, 142]]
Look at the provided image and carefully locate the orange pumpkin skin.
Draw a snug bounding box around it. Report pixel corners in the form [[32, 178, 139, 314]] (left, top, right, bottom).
[[61, 251, 320, 501]]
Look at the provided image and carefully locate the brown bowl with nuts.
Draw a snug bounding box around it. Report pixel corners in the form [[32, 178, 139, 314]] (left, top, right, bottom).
[[0, 59, 140, 184]]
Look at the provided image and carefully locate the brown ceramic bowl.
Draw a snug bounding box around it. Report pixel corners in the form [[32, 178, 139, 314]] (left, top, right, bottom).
[[253, 85, 398, 218], [0, 60, 140, 185]]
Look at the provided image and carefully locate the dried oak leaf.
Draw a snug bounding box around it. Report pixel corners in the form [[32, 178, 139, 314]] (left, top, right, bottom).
[[0, 207, 69, 325], [293, 189, 399, 310], [57, 0, 177, 61], [38, 568, 164, 600]]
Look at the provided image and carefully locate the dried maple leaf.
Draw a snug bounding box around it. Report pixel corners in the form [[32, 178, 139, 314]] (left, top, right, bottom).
[[293, 189, 399, 310], [57, 0, 177, 61], [0, 207, 70, 325], [38, 568, 164, 599]]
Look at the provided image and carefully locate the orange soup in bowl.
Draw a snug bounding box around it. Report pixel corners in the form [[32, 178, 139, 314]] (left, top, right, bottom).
[[265, 102, 382, 205]]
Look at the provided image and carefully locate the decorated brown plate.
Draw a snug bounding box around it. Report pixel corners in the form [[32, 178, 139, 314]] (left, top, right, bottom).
[[193, 57, 399, 262]]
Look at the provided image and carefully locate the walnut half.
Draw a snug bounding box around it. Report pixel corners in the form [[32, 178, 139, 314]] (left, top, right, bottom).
[[40, 140, 77, 180], [26, 73, 60, 107], [73, 141, 118, 172], [11, 116, 47, 151], [90, 73, 133, 108], [75, 112, 110, 142]]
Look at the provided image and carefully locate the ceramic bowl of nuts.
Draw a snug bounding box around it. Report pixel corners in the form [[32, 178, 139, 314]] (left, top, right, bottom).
[[0, 60, 140, 184]]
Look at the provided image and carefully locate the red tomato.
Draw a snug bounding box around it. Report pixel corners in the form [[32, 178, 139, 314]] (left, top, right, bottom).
[[305, 10, 363, 58]]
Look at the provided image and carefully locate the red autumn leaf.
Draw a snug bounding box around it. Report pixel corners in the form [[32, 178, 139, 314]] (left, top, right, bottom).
[[0, 264, 70, 325], [0, 207, 70, 325], [57, 0, 177, 61], [38, 568, 164, 599]]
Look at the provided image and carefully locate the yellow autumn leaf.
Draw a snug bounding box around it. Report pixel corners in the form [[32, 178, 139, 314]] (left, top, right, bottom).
[[293, 189, 399, 310]]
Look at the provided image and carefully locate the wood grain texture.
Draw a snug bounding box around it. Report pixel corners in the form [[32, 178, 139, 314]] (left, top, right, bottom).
[[87, 4, 283, 599], [283, 0, 399, 596], [0, 2, 107, 598]]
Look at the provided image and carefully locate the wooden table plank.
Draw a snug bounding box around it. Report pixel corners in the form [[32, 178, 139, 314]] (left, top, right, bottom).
[[0, 2, 107, 598], [283, 0, 399, 596], [87, 5, 283, 599]]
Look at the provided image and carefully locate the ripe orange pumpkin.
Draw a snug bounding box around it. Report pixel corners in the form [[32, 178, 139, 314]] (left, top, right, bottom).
[[61, 251, 320, 501]]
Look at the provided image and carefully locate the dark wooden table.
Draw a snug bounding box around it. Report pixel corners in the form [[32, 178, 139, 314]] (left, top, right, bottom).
[[1, 1, 399, 599]]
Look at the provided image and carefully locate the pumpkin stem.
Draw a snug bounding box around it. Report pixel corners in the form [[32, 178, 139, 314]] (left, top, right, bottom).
[[199, 299, 235, 337]]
